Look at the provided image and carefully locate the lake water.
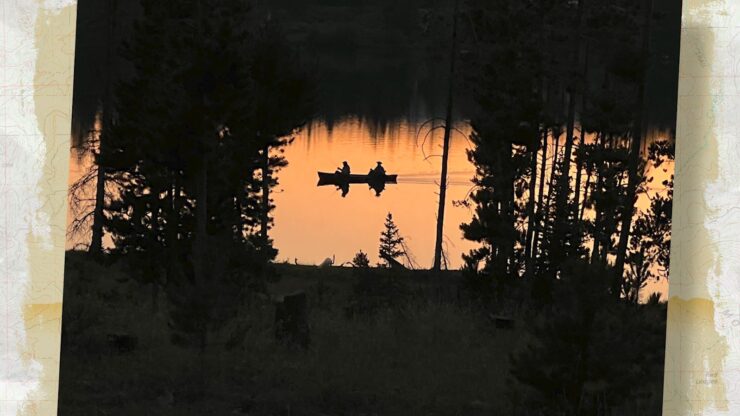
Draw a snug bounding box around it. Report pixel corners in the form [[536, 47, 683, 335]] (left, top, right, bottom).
[[270, 117, 477, 269]]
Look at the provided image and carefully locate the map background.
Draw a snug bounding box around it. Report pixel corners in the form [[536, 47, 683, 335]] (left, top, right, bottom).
[[1, 2, 75, 416], [663, 0, 740, 414], [1, 0, 737, 415]]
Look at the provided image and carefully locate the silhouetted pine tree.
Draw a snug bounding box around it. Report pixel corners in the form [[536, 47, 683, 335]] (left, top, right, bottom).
[[351, 250, 370, 268], [379, 213, 405, 267], [101, 1, 312, 387], [249, 19, 314, 258], [509, 260, 666, 415], [87, 0, 121, 255], [104, 0, 262, 355], [623, 140, 673, 303], [613, 0, 657, 290], [460, 0, 544, 282], [460, 0, 667, 298]]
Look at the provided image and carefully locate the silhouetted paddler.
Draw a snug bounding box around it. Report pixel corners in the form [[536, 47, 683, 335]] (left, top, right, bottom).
[[336, 161, 350, 175], [368, 161, 385, 178]]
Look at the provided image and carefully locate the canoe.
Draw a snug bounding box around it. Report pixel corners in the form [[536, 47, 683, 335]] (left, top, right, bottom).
[[317, 171, 398, 185]]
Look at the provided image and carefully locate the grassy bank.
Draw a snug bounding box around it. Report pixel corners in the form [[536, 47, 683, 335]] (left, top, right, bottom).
[[58, 252, 665, 415]]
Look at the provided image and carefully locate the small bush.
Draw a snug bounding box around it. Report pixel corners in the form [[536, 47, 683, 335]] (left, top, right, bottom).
[[508, 261, 666, 415], [351, 250, 370, 268]]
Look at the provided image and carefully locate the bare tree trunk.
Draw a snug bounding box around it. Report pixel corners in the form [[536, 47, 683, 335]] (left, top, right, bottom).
[[590, 133, 607, 264], [532, 129, 560, 274], [589, 178, 603, 264], [544, 129, 561, 218], [524, 138, 540, 260], [579, 131, 596, 223], [552, 0, 585, 262], [573, 43, 590, 222], [432, 0, 459, 271], [166, 171, 177, 256], [530, 129, 550, 269], [89, 0, 118, 254], [613, 0, 653, 294], [89, 162, 106, 253], [525, 128, 547, 276], [500, 144, 516, 276], [260, 143, 271, 247]]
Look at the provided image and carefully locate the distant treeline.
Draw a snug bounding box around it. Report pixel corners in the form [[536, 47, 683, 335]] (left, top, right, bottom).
[[70, 0, 680, 146]]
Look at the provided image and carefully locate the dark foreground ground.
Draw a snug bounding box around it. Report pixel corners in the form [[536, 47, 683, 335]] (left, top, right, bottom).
[[58, 252, 666, 416]]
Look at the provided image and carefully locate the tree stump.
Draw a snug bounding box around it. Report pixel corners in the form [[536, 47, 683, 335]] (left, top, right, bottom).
[[488, 313, 515, 330], [274, 291, 310, 349], [106, 332, 138, 353]]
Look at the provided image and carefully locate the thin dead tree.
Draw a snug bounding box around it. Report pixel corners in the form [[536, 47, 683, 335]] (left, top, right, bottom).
[[613, 0, 654, 295], [88, 0, 118, 253], [432, 0, 459, 271]]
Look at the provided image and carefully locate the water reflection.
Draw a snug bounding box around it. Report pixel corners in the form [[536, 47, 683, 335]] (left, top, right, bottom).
[[316, 169, 398, 197], [369, 181, 386, 197], [325, 180, 388, 198]]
